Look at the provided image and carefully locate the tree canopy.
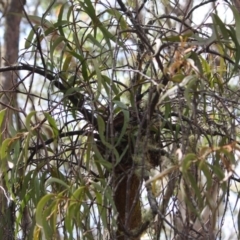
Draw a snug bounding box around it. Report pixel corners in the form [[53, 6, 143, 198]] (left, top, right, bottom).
[[0, 0, 240, 239]]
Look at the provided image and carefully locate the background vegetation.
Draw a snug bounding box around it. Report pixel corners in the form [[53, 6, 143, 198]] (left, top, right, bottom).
[[0, 0, 240, 239]]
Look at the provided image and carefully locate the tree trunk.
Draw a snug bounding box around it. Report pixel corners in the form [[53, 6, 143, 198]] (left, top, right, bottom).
[[0, 0, 25, 239], [115, 171, 142, 240], [233, 0, 240, 13]]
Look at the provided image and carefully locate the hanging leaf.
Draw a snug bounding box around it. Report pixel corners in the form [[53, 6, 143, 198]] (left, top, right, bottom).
[[36, 194, 54, 228], [230, 5, 240, 46], [181, 153, 196, 173]]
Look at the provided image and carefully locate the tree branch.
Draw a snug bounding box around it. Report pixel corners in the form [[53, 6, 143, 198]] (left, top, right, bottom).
[[0, 63, 98, 127]]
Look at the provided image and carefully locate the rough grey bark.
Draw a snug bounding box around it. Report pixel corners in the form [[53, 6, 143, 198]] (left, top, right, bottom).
[[0, 0, 25, 239]]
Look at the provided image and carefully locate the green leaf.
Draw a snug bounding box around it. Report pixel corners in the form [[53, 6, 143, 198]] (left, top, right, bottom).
[[50, 35, 65, 58], [117, 144, 129, 166], [113, 101, 129, 146], [23, 14, 53, 28], [92, 144, 112, 171], [0, 108, 6, 143], [43, 112, 59, 139], [200, 56, 211, 75], [187, 173, 203, 206], [102, 75, 119, 96], [95, 191, 108, 228], [228, 26, 240, 72], [211, 164, 224, 181], [80, 0, 96, 20], [57, 3, 73, 51], [212, 14, 230, 42], [230, 5, 240, 46], [98, 24, 115, 49], [193, 24, 217, 45], [62, 53, 72, 73], [71, 186, 85, 201], [189, 52, 203, 75], [57, 3, 65, 33], [25, 111, 37, 131], [161, 33, 193, 42], [65, 205, 74, 237], [0, 108, 6, 126], [36, 194, 54, 228], [97, 115, 106, 142], [1, 138, 11, 160], [106, 9, 128, 37], [87, 33, 107, 50], [41, 200, 55, 239], [184, 76, 198, 109], [164, 99, 171, 119], [45, 177, 69, 190], [25, 27, 37, 49], [181, 153, 196, 172], [96, 115, 120, 163], [92, 58, 102, 99], [199, 162, 212, 190], [67, 50, 88, 80]]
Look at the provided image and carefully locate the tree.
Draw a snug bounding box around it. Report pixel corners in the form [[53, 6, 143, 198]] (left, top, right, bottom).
[[0, 0, 25, 239], [1, 0, 240, 239]]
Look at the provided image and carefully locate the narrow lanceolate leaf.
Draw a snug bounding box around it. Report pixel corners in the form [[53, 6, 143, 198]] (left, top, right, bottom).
[[193, 24, 217, 45], [25, 111, 38, 131], [43, 112, 59, 139], [95, 189, 108, 228], [0, 108, 6, 143], [97, 115, 106, 142], [230, 5, 240, 46], [11, 13, 52, 27], [1, 138, 11, 160], [0, 108, 6, 127], [33, 226, 41, 240], [187, 173, 203, 207], [62, 52, 72, 73], [67, 50, 88, 80], [87, 33, 106, 50], [212, 14, 230, 42], [36, 194, 54, 228], [228, 25, 240, 73], [92, 58, 102, 99], [96, 115, 120, 163], [45, 177, 69, 190], [25, 27, 36, 49], [184, 76, 198, 109], [113, 101, 129, 147], [106, 9, 128, 37], [181, 153, 196, 172], [199, 161, 212, 190]]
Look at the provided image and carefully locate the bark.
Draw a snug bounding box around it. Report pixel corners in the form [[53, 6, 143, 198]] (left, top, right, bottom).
[[115, 171, 142, 240], [0, 0, 25, 239], [232, 0, 240, 13]]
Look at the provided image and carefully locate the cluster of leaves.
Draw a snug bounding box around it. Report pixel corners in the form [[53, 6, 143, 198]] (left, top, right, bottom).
[[2, 0, 240, 239]]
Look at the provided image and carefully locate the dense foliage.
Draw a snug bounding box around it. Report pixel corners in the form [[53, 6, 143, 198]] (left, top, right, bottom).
[[1, 0, 240, 239]]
